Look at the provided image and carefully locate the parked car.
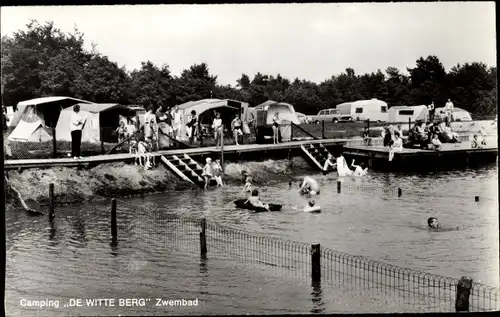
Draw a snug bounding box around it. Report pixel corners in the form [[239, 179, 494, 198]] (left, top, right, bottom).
[[296, 112, 310, 124], [307, 109, 343, 123]]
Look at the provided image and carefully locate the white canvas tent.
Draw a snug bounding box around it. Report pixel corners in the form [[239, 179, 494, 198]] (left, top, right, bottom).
[[250, 100, 301, 142], [176, 99, 249, 141], [56, 103, 135, 143], [434, 107, 472, 121], [388, 105, 429, 122], [7, 120, 52, 142], [10, 96, 93, 128]]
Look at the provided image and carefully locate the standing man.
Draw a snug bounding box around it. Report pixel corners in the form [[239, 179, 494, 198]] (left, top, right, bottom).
[[445, 99, 454, 122], [427, 101, 435, 122], [172, 106, 182, 142], [70, 105, 85, 159]]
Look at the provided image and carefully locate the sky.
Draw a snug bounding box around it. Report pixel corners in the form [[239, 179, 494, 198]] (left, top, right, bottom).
[[1, 3, 496, 86]]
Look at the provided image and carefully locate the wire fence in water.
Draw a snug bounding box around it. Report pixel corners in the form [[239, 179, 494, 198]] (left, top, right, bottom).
[[115, 201, 499, 313]]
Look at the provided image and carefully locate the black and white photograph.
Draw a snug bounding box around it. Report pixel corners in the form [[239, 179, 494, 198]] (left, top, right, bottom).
[[1, 2, 498, 315]]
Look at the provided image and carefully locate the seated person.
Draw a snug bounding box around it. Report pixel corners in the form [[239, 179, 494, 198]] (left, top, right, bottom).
[[201, 157, 214, 189], [388, 132, 404, 161], [241, 175, 253, 193], [351, 159, 368, 176], [362, 128, 371, 145], [429, 134, 442, 151], [299, 176, 320, 195], [471, 134, 485, 148], [323, 154, 337, 173], [383, 126, 394, 148], [244, 189, 270, 211]]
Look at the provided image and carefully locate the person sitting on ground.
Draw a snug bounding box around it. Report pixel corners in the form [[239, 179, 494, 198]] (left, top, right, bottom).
[[427, 217, 439, 229], [471, 134, 483, 148], [211, 158, 224, 187], [299, 176, 320, 195], [201, 157, 214, 189], [244, 189, 270, 211], [429, 134, 442, 151], [231, 114, 243, 146], [362, 127, 371, 146], [351, 159, 368, 177], [323, 153, 337, 174]]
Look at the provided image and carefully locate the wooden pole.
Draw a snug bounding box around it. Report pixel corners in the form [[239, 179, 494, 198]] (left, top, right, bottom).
[[311, 243, 321, 283], [398, 188, 402, 197], [321, 120, 325, 139], [455, 276, 472, 312], [408, 117, 411, 131], [200, 218, 207, 255], [52, 127, 57, 158], [220, 128, 224, 173], [111, 198, 117, 244], [474, 196, 479, 202], [337, 181, 341, 194], [49, 183, 55, 220]]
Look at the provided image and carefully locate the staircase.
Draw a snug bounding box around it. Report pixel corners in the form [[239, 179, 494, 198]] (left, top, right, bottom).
[[300, 143, 334, 171], [160, 154, 205, 187]]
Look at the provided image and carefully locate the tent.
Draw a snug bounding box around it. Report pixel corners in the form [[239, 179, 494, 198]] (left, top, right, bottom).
[[250, 100, 301, 142], [434, 107, 473, 121], [388, 105, 429, 123], [55, 103, 135, 143], [9, 96, 93, 128], [176, 99, 249, 141], [7, 120, 52, 142]]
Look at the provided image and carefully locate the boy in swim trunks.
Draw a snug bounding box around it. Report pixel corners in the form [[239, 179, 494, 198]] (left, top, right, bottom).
[[244, 189, 270, 211]]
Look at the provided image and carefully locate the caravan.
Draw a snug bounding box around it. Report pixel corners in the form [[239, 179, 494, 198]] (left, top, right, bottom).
[[335, 99, 389, 122], [388, 105, 429, 123]]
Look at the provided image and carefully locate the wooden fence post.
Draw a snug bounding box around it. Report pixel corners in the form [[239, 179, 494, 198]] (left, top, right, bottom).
[[220, 131, 224, 173], [337, 181, 341, 194], [474, 196, 479, 202], [311, 243, 321, 283], [111, 198, 117, 244], [321, 120, 325, 139], [52, 127, 57, 158], [200, 218, 207, 255], [398, 188, 402, 197], [408, 117, 411, 131], [455, 276, 472, 312], [49, 183, 55, 220]]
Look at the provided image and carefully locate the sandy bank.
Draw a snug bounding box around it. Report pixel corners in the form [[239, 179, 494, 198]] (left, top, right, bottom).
[[5, 157, 311, 210]]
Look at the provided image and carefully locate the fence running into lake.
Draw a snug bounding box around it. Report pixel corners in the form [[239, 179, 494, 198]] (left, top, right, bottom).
[[107, 200, 499, 313]]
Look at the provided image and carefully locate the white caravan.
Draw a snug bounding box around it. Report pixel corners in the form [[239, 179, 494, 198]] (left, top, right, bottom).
[[388, 105, 429, 123], [335, 98, 389, 122]]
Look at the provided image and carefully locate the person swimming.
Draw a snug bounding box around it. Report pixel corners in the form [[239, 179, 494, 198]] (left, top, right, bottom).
[[351, 159, 368, 177], [244, 189, 270, 211], [303, 200, 321, 213], [427, 217, 439, 229], [299, 176, 320, 195]]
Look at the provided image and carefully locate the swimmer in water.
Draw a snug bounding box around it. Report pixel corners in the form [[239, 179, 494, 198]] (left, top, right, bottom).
[[427, 217, 439, 229], [299, 176, 320, 195], [304, 200, 320, 213], [351, 159, 368, 177], [244, 189, 270, 211]]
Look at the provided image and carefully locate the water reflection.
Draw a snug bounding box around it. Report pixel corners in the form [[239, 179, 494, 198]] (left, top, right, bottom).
[[310, 281, 325, 314]]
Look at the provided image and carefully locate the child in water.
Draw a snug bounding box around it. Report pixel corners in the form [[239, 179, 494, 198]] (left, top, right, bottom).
[[241, 172, 253, 193], [428, 217, 439, 229]]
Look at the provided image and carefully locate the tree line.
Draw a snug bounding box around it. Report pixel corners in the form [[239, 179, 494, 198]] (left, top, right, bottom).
[[1, 20, 497, 118]]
